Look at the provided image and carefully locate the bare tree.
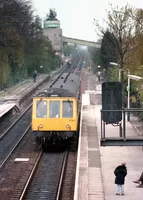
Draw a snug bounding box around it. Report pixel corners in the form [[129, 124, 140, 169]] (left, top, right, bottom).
[[94, 4, 135, 71], [128, 8, 143, 67], [131, 8, 143, 34]]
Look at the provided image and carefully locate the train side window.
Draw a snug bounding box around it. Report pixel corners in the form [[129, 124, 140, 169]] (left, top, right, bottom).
[[62, 100, 73, 118], [36, 100, 47, 118], [49, 101, 60, 118]]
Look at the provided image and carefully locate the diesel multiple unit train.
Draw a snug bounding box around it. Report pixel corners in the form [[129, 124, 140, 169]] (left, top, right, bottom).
[[31, 58, 83, 149]]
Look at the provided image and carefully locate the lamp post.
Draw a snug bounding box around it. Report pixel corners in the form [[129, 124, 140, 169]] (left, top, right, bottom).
[[127, 74, 142, 121], [127, 74, 130, 121]]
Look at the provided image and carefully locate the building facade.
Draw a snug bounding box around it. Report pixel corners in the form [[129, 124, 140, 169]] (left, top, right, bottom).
[[43, 28, 63, 52], [43, 9, 63, 52]]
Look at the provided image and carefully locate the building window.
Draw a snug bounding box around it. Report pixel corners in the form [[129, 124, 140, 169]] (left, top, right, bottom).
[[49, 101, 60, 118], [62, 100, 73, 118], [36, 100, 47, 118]]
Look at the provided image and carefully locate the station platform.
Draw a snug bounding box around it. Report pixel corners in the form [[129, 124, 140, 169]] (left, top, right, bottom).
[[0, 74, 50, 105], [0, 68, 60, 118], [0, 103, 20, 118], [74, 72, 143, 200]]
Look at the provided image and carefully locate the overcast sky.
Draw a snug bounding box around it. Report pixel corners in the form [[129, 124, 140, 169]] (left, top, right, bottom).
[[32, 0, 143, 42]]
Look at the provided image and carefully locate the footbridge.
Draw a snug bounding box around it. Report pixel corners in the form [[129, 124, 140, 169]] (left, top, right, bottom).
[[62, 36, 101, 48]]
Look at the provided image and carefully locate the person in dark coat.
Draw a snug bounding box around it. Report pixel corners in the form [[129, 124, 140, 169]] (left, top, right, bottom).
[[32, 70, 37, 83], [114, 162, 127, 195]]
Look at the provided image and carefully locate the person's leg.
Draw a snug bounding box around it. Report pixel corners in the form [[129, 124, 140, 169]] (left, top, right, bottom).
[[116, 185, 120, 195], [121, 185, 124, 195], [34, 77, 36, 83], [139, 172, 143, 182], [133, 172, 143, 183], [136, 173, 143, 187]]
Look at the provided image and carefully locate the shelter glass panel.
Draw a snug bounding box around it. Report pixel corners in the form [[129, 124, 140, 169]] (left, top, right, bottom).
[[62, 100, 73, 118], [36, 100, 47, 118], [49, 101, 60, 118]]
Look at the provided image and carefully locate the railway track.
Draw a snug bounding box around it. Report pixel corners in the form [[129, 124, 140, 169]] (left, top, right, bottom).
[[9, 150, 68, 200], [0, 134, 76, 200], [74, 55, 85, 76], [0, 106, 32, 169], [58, 150, 77, 200], [49, 53, 84, 88], [0, 127, 41, 200], [0, 105, 32, 139]]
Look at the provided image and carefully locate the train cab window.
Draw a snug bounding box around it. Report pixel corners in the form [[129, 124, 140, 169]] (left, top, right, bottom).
[[62, 100, 73, 118], [36, 100, 47, 118], [49, 101, 60, 118]]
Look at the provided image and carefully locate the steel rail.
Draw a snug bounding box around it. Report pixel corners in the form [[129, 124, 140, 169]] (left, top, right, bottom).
[[50, 54, 83, 87], [56, 150, 68, 200], [0, 104, 32, 140], [19, 150, 43, 200], [0, 124, 32, 169], [74, 55, 85, 75]]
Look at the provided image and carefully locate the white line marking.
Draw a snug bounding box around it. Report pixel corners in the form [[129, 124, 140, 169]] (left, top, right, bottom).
[[14, 158, 29, 162]]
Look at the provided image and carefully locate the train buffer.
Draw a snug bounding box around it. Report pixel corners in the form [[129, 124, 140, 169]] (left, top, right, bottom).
[[0, 103, 20, 119]]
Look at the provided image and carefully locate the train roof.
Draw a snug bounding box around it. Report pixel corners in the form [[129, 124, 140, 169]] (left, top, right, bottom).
[[34, 72, 81, 98]]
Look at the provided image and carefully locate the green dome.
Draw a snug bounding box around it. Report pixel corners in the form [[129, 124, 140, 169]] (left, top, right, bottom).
[[44, 20, 60, 28]]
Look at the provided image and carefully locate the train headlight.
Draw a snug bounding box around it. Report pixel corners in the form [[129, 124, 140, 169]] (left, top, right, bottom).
[[66, 124, 70, 128], [39, 124, 43, 128]]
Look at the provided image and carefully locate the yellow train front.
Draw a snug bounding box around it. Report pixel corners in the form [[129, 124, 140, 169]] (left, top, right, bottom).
[[32, 72, 81, 148]]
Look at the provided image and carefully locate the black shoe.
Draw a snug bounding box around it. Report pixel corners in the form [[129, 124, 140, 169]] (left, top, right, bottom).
[[116, 193, 120, 195], [121, 193, 124, 195], [133, 180, 140, 184], [136, 184, 143, 188]]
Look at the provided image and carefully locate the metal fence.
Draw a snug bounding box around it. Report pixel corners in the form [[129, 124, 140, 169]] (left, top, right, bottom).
[[100, 109, 143, 146]]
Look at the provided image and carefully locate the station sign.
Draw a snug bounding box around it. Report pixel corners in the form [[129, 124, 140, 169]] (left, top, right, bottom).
[[102, 82, 122, 123]]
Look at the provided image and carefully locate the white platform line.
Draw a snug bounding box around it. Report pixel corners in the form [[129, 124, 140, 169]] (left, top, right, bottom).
[[74, 101, 84, 200], [14, 158, 29, 162], [74, 93, 90, 200]]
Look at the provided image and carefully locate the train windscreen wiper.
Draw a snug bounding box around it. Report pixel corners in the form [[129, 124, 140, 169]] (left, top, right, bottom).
[[67, 99, 72, 107]]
